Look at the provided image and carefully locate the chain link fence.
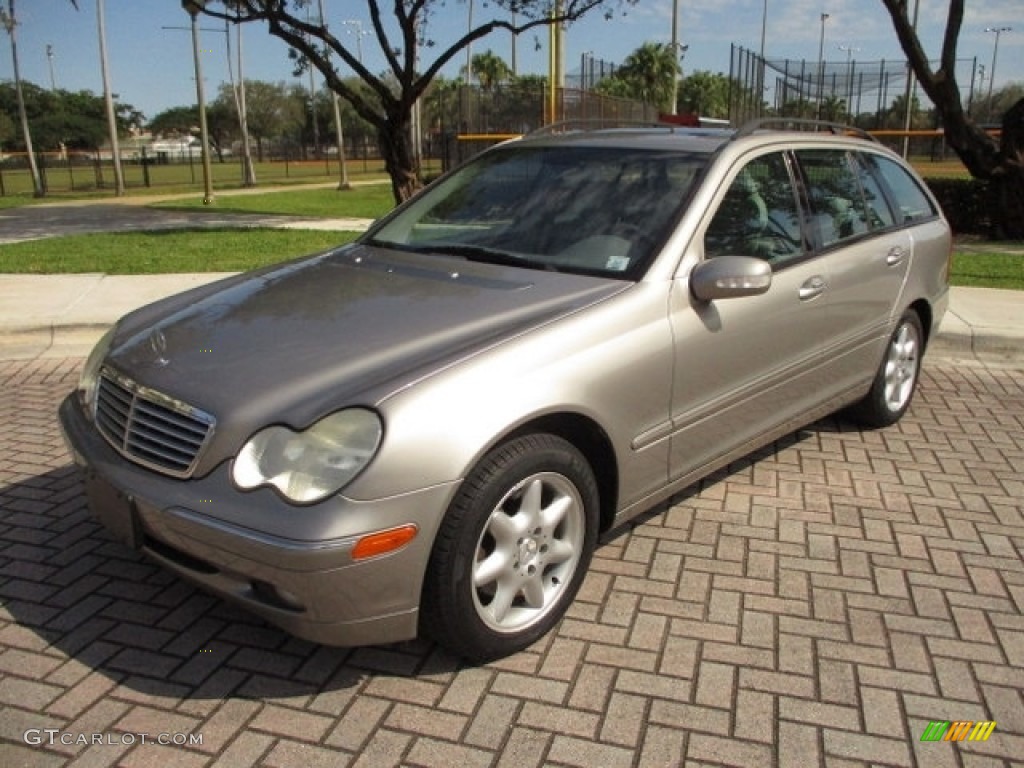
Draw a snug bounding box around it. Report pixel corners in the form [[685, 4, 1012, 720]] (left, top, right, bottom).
[[727, 44, 985, 158]]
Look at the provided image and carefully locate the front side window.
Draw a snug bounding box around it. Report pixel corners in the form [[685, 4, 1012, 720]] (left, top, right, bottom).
[[368, 145, 706, 278], [704, 152, 805, 266]]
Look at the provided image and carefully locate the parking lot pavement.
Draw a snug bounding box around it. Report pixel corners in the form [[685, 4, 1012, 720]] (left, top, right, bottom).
[[1, 354, 1023, 767]]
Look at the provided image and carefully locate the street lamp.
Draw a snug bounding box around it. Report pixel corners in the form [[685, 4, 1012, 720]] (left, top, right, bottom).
[[182, 0, 214, 205], [46, 43, 57, 90], [985, 26, 1012, 121], [816, 13, 830, 120], [341, 19, 366, 63]]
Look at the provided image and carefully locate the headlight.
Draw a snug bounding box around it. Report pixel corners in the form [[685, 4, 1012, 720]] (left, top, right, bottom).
[[78, 326, 116, 417], [232, 409, 383, 504]]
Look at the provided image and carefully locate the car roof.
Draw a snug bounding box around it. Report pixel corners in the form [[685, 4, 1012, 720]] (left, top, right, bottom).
[[510, 119, 882, 155], [515, 127, 733, 154]]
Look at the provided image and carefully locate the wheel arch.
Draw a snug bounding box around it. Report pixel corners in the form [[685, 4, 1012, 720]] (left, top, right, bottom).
[[499, 413, 620, 533], [907, 298, 933, 348]]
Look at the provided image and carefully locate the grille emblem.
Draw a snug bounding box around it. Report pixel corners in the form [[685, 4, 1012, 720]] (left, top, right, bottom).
[[149, 329, 169, 367]]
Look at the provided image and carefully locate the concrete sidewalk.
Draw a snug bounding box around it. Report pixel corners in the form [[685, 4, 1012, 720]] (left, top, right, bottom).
[[0, 272, 1021, 362]]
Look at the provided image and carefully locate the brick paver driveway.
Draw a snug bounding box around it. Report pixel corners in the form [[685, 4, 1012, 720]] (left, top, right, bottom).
[[1, 355, 1022, 767]]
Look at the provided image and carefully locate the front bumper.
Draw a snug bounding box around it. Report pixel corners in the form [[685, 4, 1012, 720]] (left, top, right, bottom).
[[59, 394, 456, 647]]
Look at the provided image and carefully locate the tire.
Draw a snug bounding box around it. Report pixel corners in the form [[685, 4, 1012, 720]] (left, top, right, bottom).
[[421, 433, 599, 663], [848, 309, 924, 428]]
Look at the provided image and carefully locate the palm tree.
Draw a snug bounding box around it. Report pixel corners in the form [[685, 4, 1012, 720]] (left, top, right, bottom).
[[467, 50, 512, 92], [616, 42, 679, 114]]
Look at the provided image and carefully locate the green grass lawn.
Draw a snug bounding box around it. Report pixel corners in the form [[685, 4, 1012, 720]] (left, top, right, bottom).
[[151, 185, 396, 219], [1, 227, 1021, 290], [951, 249, 1024, 290], [0, 229, 359, 274]]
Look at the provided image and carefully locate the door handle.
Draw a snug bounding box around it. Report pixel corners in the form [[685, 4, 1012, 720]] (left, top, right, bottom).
[[886, 246, 905, 266], [798, 275, 827, 300]]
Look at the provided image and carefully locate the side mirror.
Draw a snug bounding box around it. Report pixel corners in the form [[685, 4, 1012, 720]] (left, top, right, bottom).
[[690, 256, 772, 302]]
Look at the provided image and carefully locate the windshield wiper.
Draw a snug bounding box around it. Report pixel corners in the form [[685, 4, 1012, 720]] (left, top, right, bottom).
[[414, 244, 559, 272]]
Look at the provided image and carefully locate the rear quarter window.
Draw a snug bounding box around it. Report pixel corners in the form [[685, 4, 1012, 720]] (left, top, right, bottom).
[[861, 153, 937, 224]]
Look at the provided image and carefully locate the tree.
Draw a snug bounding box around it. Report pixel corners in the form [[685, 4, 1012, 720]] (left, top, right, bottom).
[[0, 81, 140, 151], [819, 95, 847, 123], [148, 105, 200, 138], [970, 81, 1024, 123], [677, 70, 730, 119], [881, 0, 1023, 238], [465, 50, 512, 92], [595, 42, 677, 113], [242, 80, 304, 161], [0, 110, 14, 149], [194, 1, 634, 203]]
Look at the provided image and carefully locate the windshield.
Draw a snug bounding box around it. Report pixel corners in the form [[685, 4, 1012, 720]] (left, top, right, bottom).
[[367, 145, 707, 278]]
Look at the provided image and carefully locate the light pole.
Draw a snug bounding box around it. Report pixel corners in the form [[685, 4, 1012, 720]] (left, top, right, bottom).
[[580, 51, 592, 91], [182, 0, 214, 205], [985, 26, 1011, 121], [816, 12, 830, 120], [342, 19, 366, 63], [971, 63, 986, 117], [97, 0, 124, 196], [901, 0, 920, 157], [226, 18, 256, 187], [670, 0, 680, 114], [838, 44, 859, 120], [317, 0, 350, 189], [46, 43, 56, 90], [759, 0, 768, 116], [465, 0, 474, 84]]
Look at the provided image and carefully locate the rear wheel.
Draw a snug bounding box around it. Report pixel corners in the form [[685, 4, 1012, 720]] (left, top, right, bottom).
[[849, 309, 924, 428], [421, 434, 598, 662]]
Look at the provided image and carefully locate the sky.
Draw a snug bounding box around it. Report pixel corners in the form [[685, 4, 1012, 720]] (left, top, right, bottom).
[[3, 0, 1022, 122]]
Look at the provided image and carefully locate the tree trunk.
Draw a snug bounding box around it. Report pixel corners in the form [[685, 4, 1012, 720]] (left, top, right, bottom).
[[378, 112, 421, 205], [990, 98, 1024, 240]]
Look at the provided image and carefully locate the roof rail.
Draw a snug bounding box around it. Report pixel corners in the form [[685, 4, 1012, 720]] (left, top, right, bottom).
[[526, 118, 682, 138], [735, 118, 878, 143]]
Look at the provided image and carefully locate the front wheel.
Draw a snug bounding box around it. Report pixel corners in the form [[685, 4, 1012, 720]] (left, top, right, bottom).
[[421, 434, 599, 662], [849, 310, 924, 428]]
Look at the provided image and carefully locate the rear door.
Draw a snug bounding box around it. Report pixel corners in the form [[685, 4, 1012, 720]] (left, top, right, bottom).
[[792, 148, 912, 396]]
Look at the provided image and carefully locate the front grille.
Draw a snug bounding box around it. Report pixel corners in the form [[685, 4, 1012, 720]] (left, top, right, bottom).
[[94, 369, 215, 478]]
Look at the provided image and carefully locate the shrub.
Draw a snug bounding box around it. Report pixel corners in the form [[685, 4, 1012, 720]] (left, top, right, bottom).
[[924, 177, 991, 235]]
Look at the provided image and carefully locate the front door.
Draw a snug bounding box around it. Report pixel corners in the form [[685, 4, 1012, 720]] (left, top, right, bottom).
[[667, 150, 833, 481]]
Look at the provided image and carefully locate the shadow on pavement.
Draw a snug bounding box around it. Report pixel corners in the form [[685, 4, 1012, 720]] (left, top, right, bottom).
[[1, 465, 466, 703]]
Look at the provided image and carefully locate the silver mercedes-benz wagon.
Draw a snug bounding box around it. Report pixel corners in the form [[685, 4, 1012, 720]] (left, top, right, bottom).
[[60, 120, 951, 661]]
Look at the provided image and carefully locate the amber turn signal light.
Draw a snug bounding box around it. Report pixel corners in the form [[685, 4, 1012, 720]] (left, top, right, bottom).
[[352, 524, 418, 560]]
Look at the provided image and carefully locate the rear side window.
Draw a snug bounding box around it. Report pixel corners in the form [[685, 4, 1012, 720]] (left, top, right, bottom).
[[795, 149, 873, 249], [861, 153, 937, 223], [852, 154, 897, 230]]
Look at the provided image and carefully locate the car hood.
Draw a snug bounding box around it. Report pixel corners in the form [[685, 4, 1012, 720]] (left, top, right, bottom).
[[105, 244, 627, 469]]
